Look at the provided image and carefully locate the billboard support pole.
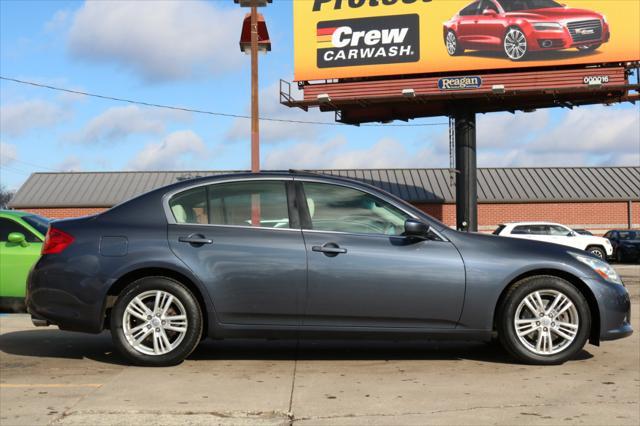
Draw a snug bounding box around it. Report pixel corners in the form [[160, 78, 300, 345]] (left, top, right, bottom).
[[454, 109, 478, 233]]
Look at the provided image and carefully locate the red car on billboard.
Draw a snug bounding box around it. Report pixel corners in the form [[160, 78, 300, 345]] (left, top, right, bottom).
[[443, 0, 610, 61]]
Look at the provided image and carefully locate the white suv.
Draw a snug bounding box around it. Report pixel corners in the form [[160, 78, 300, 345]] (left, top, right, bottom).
[[494, 222, 613, 259]]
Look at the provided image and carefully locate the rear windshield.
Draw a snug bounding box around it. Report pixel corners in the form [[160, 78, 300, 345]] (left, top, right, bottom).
[[22, 214, 50, 235], [497, 0, 562, 12]]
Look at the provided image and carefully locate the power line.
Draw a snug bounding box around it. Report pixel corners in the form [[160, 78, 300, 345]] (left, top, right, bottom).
[[6, 157, 64, 173], [0, 76, 447, 128]]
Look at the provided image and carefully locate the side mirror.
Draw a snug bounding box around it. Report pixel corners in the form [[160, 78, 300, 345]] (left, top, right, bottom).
[[482, 8, 496, 16], [8, 232, 28, 247], [404, 219, 430, 239]]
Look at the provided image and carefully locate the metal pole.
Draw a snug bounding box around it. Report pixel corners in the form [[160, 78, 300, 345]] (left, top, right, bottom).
[[250, 6, 259, 173], [454, 109, 478, 232], [628, 200, 633, 229], [250, 6, 261, 226]]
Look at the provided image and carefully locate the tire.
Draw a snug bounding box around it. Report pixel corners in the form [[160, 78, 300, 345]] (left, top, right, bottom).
[[110, 276, 203, 367], [497, 275, 591, 365], [445, 30, 464, 56], [503, 27, 528, 60], [577, 44, 601, 52], [586, 246, 605, 259]]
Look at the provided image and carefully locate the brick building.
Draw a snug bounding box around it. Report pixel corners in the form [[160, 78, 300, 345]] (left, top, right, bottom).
[[8, 167, 639, 235]]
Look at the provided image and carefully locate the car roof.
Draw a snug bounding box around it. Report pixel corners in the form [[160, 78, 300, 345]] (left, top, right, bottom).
[[157, 170, 399, 200]]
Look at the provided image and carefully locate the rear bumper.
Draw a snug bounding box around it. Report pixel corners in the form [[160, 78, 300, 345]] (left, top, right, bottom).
[[26, 258, 107, 334]]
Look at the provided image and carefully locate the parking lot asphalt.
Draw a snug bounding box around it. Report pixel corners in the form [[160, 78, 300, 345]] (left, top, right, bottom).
[[1, 264, 638, 426]]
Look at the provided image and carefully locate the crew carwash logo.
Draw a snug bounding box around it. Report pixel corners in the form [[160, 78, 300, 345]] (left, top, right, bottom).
[[317, 14, 420, 68]]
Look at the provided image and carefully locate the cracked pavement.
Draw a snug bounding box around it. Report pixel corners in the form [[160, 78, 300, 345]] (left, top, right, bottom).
[[1, 265, 638, 426]]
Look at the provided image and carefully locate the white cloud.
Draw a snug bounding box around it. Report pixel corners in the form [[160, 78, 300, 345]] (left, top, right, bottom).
[[477, 109, 550, 148], [67, 1, 244, 82], [263, 137, 348, 169], [226, 82, 333, 144], [474, 106, 640, 167], [529, 107, 639, 154], [0, 99, 71, 137], [45, 10, 70, 33], [264, 137, 448, 170], [127, 130, 207, 171], [0, 142, 18, 167], [70, 105, 190, 144], [55, 155, 83, 172]]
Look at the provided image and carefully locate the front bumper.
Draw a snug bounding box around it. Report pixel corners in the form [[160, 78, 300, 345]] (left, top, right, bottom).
[[586, 276, 633, 341], [528, 25, 609, 51]]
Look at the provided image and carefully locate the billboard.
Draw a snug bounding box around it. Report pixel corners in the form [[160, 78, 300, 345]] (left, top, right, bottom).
[[294, 0, 640, 81]]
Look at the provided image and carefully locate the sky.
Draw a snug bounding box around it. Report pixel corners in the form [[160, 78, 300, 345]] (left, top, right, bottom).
[[1, 0, 639, 191]]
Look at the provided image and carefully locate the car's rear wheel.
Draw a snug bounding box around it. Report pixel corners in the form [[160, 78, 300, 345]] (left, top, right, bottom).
[[577, 44, 601, 52], [445, 30, 464, 56], [498, 276, 590, 365], [503, 27, 527, 60], [110, 277, 203, 367], [586, 246, 605, 259]]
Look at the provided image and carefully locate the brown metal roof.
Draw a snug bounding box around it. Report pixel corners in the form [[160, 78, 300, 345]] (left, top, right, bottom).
[[9, 167, 639, 209]]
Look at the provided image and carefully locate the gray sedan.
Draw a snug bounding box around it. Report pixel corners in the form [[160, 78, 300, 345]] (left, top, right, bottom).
[[27, 172, 632, 366]]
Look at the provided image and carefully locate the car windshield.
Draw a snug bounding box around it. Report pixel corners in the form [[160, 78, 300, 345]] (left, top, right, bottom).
[[22, 214, 50, 235], [497, 0, 563, 12], [618, 231, 639, 240]]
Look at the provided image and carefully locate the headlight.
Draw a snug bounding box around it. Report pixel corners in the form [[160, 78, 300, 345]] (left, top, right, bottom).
[[602, 15, 607, 24], [533, 22, 563, 31], [571, 253, 622, 285]]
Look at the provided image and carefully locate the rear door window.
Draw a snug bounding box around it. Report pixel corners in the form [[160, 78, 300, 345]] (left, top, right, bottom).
[[529, 225, 548, 235], [169, 181, 291, 229], [548, 225, 569, 236], [207, 181, 290, 228]]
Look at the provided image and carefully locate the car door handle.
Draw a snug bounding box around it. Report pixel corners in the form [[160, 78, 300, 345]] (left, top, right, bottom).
[[178, 234, 213, 245], [312, 243, 347, 257]]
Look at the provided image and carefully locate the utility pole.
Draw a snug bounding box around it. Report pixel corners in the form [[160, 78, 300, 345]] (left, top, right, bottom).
[[250, 6, 259, 173], [237, 0, 271, 226]]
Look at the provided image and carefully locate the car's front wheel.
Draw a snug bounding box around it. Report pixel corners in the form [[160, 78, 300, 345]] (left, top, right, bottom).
[[498, 276, 590, 365], [110, 277, 203, 367], [503, 27, 528, 61], [586, 246, 605, 259]]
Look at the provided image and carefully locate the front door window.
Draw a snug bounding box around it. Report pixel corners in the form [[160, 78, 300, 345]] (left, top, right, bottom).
[[301, 182, 409, 236]]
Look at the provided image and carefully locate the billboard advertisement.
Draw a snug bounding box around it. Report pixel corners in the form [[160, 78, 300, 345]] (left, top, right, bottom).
[[294, 0, 640, 81]]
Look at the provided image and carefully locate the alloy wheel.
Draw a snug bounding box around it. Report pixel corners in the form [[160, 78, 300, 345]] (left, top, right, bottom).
[[122, 290, 189, 356], [446, 32, 458, 55], [588, 247, 605, 259], [514, 289, 579, 356], [504, 28, 527, 60]]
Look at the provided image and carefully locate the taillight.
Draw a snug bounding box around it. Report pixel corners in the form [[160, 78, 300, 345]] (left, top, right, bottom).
[[42, 228, 74, 255]]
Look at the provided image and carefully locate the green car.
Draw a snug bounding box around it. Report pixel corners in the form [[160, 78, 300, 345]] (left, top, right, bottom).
[[0, 210, 50, 312]]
